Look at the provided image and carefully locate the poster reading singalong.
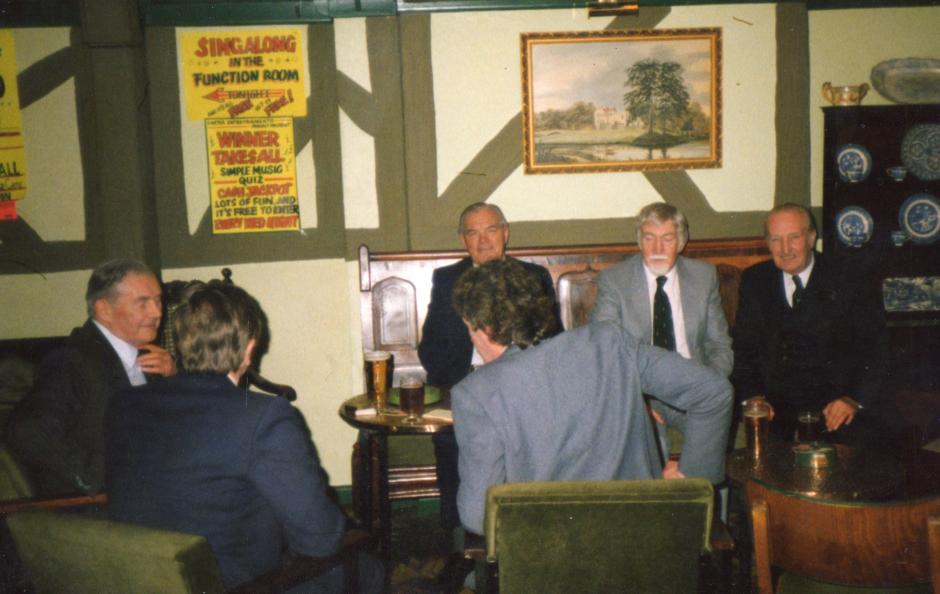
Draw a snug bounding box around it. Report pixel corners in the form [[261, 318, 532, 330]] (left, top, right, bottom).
[[180, 27, 306, 120], [206, 117, 300, 234]]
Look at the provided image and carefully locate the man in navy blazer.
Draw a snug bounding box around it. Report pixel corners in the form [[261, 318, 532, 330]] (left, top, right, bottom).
[[732, 203, 888, 444], [451, 259, 732, 534], [418, 202, 557, 534], [106, 282, 378, 592]]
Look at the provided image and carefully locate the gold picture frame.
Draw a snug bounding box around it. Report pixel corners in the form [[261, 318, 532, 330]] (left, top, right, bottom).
[[521, 28, 722, 174]]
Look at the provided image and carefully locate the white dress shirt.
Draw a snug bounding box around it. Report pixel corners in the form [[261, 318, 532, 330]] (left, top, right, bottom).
[[782, 255, 815, 308], [93, 320, 147, 386]]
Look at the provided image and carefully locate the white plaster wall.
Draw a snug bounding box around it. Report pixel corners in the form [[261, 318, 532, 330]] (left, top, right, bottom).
[[0, 270, 90, 338], [13, 28, 85, 242], [809, 6, 940, 207], [430, 4, 778, 223], [163, 260, 360, 484]]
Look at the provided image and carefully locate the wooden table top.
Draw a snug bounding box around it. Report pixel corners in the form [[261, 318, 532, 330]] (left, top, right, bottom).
[[727, 440, 940, 503], [338, 393, 454, 435]]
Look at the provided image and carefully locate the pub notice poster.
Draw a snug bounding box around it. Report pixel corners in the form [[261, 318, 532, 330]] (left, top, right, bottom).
[[179, 28, 306, 121], [206, 117, 300, 234], [0, 30, 28, 202]]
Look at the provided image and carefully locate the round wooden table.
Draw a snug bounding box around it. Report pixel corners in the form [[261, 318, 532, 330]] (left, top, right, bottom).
[[339, 393, 453, 555]]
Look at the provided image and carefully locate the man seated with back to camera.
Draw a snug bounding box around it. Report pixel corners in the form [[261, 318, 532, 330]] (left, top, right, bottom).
[[106, 281, 382, 593], [450, 259, 733, 535]]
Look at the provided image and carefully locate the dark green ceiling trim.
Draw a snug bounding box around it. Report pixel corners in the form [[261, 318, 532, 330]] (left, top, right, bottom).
[[0, 0, 80, 27]]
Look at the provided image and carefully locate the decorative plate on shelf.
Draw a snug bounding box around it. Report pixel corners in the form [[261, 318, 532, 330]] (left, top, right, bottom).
[[898, 193, 940, 244], [835, 144, 872, 183], [871, 58, 940, 104], [835, 206, 874, 247], [901, 124, 940, 181]]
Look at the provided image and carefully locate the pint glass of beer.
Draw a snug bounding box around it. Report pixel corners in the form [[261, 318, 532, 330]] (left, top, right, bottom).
[[364, 351, 393, 412], [743, 399, 771, 458], [797, 411, 822, 443], [399, 377, 425, 424]]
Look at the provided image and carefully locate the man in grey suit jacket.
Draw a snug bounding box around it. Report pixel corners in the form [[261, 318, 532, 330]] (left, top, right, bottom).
[[451, 259, 732, 535], [591, 203, 732, 376]]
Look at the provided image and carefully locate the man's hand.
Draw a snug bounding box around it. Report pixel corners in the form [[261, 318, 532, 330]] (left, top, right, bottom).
[[137, 344, 176, 377], [823, 397, 859, 432], [662, 460, 685, 479]]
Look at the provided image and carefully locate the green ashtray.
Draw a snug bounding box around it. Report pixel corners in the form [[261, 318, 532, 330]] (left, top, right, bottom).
[[793, 443, 836, 469], [389, 384, 442, 406]]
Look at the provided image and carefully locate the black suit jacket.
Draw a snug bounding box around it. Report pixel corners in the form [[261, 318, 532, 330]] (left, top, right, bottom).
[[106, 374, 346, 590], [731, 254, 888, 413], [7, 320, 132, 495], [417, 257, 558, 387]]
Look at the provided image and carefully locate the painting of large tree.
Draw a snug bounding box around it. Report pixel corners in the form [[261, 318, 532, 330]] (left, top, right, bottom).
[[521, 28, 721, 174]]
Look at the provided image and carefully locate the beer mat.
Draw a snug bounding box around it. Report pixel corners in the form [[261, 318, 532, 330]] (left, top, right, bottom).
[[423, 409, 452, 422], [389, 385, 442, 406], [354, 407, 406, 418]]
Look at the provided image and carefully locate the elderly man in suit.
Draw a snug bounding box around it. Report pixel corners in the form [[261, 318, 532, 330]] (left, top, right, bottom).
[[732, 203, 888, 445], [418, 202, 558, 538], [452, 259, 732, 535], [592, 203, 732, 471], [107, 281, 382, 593], [8, 258, 175, 496]]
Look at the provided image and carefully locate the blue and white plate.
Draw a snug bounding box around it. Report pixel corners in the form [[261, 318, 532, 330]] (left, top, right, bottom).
[[898, 193, 940, 244], [835, 206, 874, 247], [836, 144, 872, 183], [901, 124, 940, 181]]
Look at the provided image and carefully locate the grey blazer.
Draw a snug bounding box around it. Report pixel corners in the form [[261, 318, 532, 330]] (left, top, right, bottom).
[[451, 321, 732, 534], [591, 254, 733, 377]]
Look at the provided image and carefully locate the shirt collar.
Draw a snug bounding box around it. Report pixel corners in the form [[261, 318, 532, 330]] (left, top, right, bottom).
[[642, 262, 678, 286], [92, 319, 141, 375], [786, 253, 815, 287]]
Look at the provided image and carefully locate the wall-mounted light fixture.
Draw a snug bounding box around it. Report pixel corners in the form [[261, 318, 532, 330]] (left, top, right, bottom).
[[587, 1, 639, 17]]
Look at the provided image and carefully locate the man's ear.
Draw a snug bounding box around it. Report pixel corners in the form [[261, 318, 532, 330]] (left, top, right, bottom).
[[93, 298, 112, 324], [242, 338, 257, 370]]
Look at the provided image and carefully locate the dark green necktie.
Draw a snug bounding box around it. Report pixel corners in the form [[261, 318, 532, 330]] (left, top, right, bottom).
[[792, 275, 804, 308], [653, 276, 676, 351]]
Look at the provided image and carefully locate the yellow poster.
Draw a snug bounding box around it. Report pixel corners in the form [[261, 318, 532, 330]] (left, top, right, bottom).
[[206, 117, 300, 234], [180, 28, 306, 121], [0, 30, 28, 201]]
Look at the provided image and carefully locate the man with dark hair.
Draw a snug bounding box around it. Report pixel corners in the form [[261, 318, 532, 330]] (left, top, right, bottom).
[[7, 258, 175, 495], [107, 282, 380, 593], [732, 203, 889, 444], [418, 202, 559, 539], [452, 259, 732, 534]]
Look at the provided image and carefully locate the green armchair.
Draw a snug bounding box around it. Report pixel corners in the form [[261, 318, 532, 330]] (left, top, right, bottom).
[[482, 478, 714, 594], [7, 509, 373, 594]]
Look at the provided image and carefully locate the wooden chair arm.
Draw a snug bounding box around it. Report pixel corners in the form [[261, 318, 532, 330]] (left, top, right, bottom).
[[0, 493, 107, 515], [227, 529, 373, 594]]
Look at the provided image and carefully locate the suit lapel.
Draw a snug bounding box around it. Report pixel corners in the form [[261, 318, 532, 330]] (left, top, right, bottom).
[[676, 258, 700, 355], [627, 257, 652, 341]]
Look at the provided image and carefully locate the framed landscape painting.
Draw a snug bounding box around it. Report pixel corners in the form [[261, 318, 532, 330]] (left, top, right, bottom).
[[521, 28, 722, 174]]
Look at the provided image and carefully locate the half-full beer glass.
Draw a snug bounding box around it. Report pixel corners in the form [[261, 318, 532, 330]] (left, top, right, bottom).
[[743, 399, 771, 458], [364, 350, 393, 412], [399, 376, 425, 424]]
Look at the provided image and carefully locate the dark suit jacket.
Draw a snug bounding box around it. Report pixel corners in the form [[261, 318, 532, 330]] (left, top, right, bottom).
[[418, 257, 558, 387], [106, 374, 345, 590], [731, 254, 888, 414], [7, 320, 132, 495]]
